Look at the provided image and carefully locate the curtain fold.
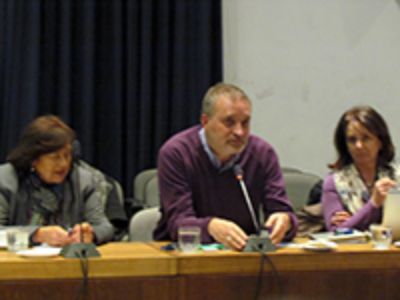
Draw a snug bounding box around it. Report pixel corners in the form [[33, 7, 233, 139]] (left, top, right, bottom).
[[0, 0, 222, 196]]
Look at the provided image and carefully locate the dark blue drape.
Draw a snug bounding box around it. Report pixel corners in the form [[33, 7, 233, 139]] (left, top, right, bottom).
[[0, 0, 222, 196]]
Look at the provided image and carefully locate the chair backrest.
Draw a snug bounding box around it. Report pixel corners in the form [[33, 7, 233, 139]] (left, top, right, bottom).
[[132, 169, 158, 208], [281, 166, 303, 174], [144, 176, 160, 208], [107, 176, 125, 206], [129, 206, 161, 241], [282, 170, 322, 211]]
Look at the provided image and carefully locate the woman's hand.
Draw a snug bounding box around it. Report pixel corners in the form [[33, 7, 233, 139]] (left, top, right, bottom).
[[69, 222, 94, 243], [33, 226, 70, 246], [33, 223, 95, 246], [330, 211, 351, 227], [371, 177, 397, 207]]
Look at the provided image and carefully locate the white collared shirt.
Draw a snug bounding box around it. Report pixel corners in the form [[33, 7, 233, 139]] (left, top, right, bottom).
[[198, 128, 240, 172]]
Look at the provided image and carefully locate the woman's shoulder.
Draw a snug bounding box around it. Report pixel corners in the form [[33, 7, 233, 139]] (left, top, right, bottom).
[[0, 163, 19, 191], [322, 172, 335, 189], [326, 165, 354, 191], [71, 161, 105, 183], [0, 162, 16, 173], [70, 161, 112, 193], [76, 161, 106, 179]]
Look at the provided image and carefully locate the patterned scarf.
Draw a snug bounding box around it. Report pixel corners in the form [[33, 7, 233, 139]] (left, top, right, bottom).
[[333, 164, 400, 214], [29, 183, 63, 226]]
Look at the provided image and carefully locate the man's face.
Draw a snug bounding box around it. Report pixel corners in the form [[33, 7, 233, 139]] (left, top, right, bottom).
[[201, 95, 251, 163]]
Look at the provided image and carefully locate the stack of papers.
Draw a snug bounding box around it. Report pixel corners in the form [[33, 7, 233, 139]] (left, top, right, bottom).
[[308, 230, 369, 244], [302, 240, 337, 252]]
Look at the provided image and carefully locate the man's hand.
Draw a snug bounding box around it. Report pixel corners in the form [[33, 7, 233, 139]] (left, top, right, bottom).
[[207, 218, 248, 250], [264, 212, 291, 244]]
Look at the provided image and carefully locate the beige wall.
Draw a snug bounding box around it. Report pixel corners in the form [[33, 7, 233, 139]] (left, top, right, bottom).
[[223, 0, 400, 177]]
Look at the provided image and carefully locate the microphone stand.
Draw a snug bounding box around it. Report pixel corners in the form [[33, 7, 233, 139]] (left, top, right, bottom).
[[243, 229, 275, 252], [233, 165, 276, 253], [60, 224, 100, 258]]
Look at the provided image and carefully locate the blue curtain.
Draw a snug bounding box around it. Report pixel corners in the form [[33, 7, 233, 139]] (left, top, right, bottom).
[[0, 0, 222, 196]]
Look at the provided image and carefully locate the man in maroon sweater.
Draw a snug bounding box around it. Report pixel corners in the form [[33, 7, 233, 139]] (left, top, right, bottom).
[[154, 83, 297, 250]]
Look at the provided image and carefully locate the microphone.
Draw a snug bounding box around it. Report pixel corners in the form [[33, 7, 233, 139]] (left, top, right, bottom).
[[60, 224, 100, 258], [233, 165, 260, 233], [233, 165, 275, 252], [60, 148, 99, 258]]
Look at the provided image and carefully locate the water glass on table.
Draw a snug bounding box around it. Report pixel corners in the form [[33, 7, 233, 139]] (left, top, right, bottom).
[[178, 226, 201, 253], [7, 229, 29, 252], [369, 224, 392, 250]]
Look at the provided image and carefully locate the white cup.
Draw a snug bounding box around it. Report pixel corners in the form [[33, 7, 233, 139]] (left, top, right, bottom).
[[6, 229, 29, 252], [178, 226, 201, 253], [369, 224, 392, 250]]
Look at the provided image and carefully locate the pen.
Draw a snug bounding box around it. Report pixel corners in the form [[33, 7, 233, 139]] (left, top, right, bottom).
[[66, 227, 73, 236]]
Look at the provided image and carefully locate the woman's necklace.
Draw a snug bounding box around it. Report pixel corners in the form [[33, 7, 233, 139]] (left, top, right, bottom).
[[356, 165, 377, 191], [365, 181, 375, 190], [362, 175, 376, 191]]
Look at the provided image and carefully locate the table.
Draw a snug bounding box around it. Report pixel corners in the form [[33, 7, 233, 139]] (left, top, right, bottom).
[[1, 241, 400, 300]]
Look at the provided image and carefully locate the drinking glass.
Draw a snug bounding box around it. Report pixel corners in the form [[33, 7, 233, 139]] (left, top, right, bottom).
[[178, 226, 201, 253], [7, 229, 29, 252], [370, 224, 392, 250]]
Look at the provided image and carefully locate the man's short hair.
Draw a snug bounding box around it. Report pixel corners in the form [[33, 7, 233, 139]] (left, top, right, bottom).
[[201, 83, 251, 117]]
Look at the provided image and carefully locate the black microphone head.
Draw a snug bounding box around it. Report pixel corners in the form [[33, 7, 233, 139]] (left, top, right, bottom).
[[233, 165, 243, 180]]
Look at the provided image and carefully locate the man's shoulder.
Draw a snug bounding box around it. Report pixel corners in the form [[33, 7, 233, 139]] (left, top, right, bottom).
[[160, 125, 201, 153], [246, 134, 275, 153], [240, 135, 281, 172]]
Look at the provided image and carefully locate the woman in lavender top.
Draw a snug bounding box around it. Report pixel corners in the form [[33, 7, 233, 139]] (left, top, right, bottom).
[[322, 106, 400, 231]]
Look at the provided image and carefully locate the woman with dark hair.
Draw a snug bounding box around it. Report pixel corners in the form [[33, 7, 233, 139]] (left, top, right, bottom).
[[322, 106, 399, 231], [0, 115, 114, 246]]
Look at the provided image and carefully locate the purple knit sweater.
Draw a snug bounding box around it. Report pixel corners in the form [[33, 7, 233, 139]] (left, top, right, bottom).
[[153, 125, 297, 243]]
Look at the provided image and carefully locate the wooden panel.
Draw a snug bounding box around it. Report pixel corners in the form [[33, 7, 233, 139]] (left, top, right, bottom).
[[0, 277, 177, 300], [173, 241, 400, 300], [0, 242, 176, 280], [178, 270, 400, 300]]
